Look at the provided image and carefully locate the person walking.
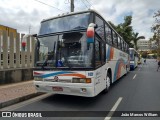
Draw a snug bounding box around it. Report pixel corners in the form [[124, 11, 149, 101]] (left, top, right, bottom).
[[157, 59, 160, 71], [144, 59, 146, 65]]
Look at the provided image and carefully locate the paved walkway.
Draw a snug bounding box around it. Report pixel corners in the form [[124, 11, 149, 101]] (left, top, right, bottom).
[[0, 80, 37, 108]]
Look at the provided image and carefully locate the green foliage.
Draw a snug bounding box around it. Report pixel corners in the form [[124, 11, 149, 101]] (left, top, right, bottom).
[[141, 51, 148, 58], [132, 32, 145, 50], [108, 15, 145, 48], [151, 9, 160, 57]]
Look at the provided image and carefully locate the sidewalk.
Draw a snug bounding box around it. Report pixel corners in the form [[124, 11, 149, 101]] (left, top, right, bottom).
[[0, 80, 43, 109]]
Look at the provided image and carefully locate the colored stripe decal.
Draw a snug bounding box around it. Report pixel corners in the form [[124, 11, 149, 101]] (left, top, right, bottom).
[[106, 46, 111, 60], [59, 74, 86, 78], [34, 71, 86, 78], [114, 59, 127, 81]]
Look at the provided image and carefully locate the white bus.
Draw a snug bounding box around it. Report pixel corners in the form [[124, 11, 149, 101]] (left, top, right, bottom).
[[33, 10, 130, 97], [129, 48, 139, 70]]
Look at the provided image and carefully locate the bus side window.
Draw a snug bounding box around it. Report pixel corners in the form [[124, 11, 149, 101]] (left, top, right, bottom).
[[101, 42, 105, 64], [125, 43, 127, 53], [118, 37, 121, 49], [105, 24, 112, 45], [95, 16, 105, 41], [112, 31, 118, 47], [95, 37, 101, 67], [121, 41, 124, 51]]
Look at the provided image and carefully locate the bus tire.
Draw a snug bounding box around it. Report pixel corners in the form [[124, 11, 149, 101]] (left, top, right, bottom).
[[103, 72, 111, 93]]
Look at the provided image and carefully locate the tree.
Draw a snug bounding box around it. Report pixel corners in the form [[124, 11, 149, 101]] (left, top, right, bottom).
[[132, 32, 145, 50], [108, 15, 145, 48], [151, 10, 160, 57], [116, 16, 133, 46]]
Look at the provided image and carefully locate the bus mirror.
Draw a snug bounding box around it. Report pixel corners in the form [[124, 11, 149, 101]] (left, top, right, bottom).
[[94, 24, 98, 29], [87, 38, 94, 43], [37, 39, 40, 48], [32, 34, 37, 37], [87, 43, 90, 50]]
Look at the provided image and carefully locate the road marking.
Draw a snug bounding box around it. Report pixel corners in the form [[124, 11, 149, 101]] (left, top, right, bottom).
[[104, 97, 123, 120], [0, 93, 54, 111], [133, 74, 137, 79]]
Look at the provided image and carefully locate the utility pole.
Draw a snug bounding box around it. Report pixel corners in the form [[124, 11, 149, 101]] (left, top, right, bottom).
[[29, 25, 31, 34], [70, 0, 74, 12]]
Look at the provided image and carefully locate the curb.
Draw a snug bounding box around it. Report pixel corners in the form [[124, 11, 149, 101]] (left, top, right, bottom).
[[0, 92, 44, 109]]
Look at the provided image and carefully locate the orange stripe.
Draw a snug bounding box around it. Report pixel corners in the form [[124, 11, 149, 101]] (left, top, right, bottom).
[[117, 62, 126, 79], [110, 47, 114, 60], [59, 74, 86, 78]]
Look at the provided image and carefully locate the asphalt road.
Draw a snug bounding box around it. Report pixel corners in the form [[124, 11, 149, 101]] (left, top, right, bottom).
[[1, 59, 160, 120]]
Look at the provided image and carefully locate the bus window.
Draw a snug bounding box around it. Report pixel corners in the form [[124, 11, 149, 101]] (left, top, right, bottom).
[[112, 31, 118, 47], [105, 24, 112, 45], [124, 43, 127, 52], [95, 16, 105, 41], [39, 13, 91, 35], [95, 37, 101, 67], [118, 37, 121, 49], [121, 40, 124, 51], [101, 42, 105, 64]]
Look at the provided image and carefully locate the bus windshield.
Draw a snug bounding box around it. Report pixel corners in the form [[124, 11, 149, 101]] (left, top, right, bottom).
[[129, 48, 139, 61], [36, 32, 93, 68], [39, 13, 90, 35]]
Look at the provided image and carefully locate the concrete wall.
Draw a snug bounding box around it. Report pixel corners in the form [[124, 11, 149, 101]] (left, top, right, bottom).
[[0, 68, 33, 84]]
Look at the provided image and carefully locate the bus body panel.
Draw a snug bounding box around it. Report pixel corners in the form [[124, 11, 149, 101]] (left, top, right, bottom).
[[33, 10, 130, 97], [106, 45, 129, 83], [34, 71, 96, 97]]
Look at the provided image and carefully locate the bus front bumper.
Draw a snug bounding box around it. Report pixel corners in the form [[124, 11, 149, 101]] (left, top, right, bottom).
[[34, 81, 95, 97]]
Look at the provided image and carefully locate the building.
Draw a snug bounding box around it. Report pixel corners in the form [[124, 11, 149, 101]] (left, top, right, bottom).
[[0, 24, 17, 38], [137, 40, 151, 51]]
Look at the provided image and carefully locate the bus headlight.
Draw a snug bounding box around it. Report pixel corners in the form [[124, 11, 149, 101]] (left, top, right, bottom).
[[72, 78, 91, 83], [34, 77, 43, 81]]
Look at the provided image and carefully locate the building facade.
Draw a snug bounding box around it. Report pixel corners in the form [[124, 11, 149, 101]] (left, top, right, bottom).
[[0, 25, 17, 38], [137, 40, 151, 51]]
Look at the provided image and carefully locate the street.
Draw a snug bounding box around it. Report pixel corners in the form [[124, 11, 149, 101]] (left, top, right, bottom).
[[1, 59, 160, 120]]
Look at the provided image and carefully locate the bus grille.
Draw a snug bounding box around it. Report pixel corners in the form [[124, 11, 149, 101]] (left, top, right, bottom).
[[44, 79, 72, 83]]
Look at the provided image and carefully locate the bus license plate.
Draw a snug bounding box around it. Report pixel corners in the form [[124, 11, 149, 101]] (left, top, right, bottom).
[[52, 87, 63, 91]]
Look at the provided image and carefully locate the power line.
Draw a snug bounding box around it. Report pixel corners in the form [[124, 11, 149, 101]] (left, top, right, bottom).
[[85, 0, 96, 9], [34, 0, 65, 12], [80, 0, 89, 9]]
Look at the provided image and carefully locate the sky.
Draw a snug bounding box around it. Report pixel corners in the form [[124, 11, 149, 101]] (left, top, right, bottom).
[[0, 0, 159, 40]]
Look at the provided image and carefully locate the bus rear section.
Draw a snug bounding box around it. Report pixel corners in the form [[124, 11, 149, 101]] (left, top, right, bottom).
[[129, 48, 138, 70]]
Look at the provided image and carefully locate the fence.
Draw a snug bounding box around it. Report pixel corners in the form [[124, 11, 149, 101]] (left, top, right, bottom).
[[0, 30, 35, 70]]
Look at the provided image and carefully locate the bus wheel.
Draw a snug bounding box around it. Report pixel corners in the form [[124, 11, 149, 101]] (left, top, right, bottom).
[[103, 73, 111, 93]]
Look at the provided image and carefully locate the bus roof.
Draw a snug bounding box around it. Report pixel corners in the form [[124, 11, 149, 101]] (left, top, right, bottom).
[[41, 9, 94, 22], [41, 9, 128, 45]]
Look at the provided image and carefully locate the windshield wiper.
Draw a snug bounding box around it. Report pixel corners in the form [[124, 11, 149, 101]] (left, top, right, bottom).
[[41, 58, 48, 69]]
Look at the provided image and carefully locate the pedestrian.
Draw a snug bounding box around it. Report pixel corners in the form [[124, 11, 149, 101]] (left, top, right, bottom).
[[144, 59, 146, 65], [157, 59, 160, 71]]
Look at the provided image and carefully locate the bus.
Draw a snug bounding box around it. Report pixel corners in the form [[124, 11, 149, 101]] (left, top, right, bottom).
[[33, 10, 130, 97], [129, 48, 139, 70]]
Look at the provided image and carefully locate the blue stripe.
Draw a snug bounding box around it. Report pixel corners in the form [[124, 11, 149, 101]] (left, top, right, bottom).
[[106, 46, 111, 60]]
